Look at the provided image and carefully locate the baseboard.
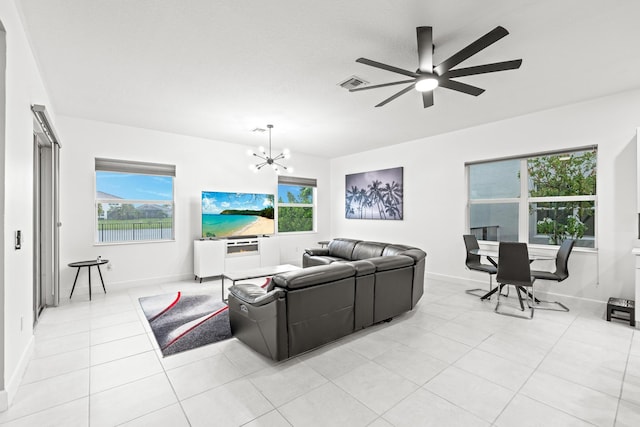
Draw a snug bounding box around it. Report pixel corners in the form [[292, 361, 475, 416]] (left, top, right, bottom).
[[0, 390, 7, 412], [425, 271, 608, 305], [2, 334, 34, 411], [60, 272, 195, 298], [107, 272, 194, 289], [426, 271, 488, 287]]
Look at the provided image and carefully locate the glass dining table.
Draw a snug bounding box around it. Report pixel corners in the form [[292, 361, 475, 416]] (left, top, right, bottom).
[[469, 247, 556, 302]]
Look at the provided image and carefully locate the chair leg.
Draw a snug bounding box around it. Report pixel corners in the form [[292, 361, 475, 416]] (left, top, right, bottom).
[[534, 297, 570, 312], [465, 273, 495, 298], [529, 285, 535, 319], [515, 287, 525, 310], [495, 284, 534, 320]]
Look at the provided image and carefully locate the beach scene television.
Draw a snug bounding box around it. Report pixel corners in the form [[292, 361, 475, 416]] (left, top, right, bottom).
[[202, 191, 275, 238]]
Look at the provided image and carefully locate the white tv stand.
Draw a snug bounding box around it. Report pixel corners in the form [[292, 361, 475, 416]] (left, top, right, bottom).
[[193, 237, 279, 282]]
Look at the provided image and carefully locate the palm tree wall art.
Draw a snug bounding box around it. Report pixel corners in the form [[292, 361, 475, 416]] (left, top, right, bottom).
[[345, 167, 403, 220]]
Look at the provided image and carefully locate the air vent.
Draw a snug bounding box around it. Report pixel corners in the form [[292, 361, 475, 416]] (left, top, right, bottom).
[[338, 75, 368, 90]]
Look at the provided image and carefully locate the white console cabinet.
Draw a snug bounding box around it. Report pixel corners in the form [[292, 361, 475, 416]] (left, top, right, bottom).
[[194, 237, 280, 281]]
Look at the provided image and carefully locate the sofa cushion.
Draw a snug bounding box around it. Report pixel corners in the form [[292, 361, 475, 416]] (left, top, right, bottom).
[[273, 263, 356, 290], [328, 238, 361, 260], [366, 254, 414, 272], [382, 244, 415, 256], [352, 242, 387, 260], [345, 259, 376, 276]]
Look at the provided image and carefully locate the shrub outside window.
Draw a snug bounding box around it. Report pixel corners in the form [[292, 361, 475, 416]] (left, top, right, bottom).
[[467, 147, 597, 248], [277, 176, 316, 233], [95, 158, 175, 243]]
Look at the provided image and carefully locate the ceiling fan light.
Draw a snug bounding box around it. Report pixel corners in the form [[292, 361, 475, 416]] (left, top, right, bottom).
[[415, 76, 439, 92]]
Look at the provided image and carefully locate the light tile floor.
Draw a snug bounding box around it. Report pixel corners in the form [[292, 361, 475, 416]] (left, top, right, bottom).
[[1, 277, 639, 426]]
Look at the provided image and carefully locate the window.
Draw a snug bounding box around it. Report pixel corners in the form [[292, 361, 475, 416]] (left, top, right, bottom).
[[467, 147, 597, 248], [277, 176, 316, 233], [95, 158, 175, 243]]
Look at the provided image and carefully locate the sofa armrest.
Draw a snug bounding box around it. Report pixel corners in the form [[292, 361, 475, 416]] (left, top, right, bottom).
[[397, 248, 427, 263], [229, 283, 285, 306], [367, 254, 414, 271], [304, 248, 330, 256]]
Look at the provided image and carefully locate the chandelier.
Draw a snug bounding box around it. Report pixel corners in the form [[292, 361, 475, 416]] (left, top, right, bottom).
[[248, 124, 293, 174]]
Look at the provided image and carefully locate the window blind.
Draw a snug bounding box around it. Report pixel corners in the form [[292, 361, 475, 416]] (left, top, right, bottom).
[[95, 158, 176, 177], [278, 176, 317, 187]]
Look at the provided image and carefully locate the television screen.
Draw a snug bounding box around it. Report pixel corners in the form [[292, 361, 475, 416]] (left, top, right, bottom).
[[201, 191, 275, 238]]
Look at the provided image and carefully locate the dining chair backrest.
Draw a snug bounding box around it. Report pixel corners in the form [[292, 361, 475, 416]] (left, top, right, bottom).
[[496, 242, 534, 287], [463, 234, 481, 267], [554, 239, 575, 281]]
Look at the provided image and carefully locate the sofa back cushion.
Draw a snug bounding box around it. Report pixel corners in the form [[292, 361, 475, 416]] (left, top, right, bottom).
[[328, 238, 361, 260], [352, 242, 387, 260], [382, 244, 414, 256], [273, 263, 355, 290]]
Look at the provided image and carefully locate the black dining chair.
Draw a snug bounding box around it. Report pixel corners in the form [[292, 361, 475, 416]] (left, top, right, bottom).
[[529, 239, 575, 312], [463, 234, 498, 297], [495, 242, 536, 319]]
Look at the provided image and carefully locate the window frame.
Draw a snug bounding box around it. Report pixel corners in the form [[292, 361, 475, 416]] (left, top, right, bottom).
[[95, 158, 176, 245], [466, 146, 597, 248], [276, 176, 317, 234]]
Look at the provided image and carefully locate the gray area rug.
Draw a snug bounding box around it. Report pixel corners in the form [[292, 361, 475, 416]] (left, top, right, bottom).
[[139, 292, 232, 357]]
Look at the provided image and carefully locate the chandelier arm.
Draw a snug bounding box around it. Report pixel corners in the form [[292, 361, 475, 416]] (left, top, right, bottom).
[[250, 124, 291, 173]]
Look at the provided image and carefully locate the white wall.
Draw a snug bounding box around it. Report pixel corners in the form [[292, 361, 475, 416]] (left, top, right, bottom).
[[0, 0, 55, 409], [56, 116, 330, 296], [331, 89, 640, 303]]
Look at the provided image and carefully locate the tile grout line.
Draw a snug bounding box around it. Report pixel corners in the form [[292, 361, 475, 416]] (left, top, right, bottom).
[[129, 288, 193, 427], [487, 313, 601, 426], [613, 328, 636, 427]]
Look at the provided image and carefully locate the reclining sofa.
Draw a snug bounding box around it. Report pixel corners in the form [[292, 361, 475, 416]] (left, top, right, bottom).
[[228, 238, 426, 361]]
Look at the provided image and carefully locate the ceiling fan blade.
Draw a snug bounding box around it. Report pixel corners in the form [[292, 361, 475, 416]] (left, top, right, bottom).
[[416, 26, 433, 73], [356, 58, 419, 78], [434, 26, 509, 75], [443, 59, 522, 78], [349, 79, 416, 92], [422, 91, 434, 108], [375, 84, 415, 107], [439, 79, 485, 96]]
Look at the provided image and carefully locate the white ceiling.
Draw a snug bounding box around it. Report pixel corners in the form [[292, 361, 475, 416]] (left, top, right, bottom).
[[17, 0, 640, 158]]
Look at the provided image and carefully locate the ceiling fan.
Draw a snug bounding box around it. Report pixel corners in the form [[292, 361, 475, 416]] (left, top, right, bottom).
[[350, 26, 522, 108]]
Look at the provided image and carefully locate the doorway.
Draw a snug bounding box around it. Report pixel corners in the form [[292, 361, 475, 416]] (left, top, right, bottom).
[[33, 119, 61, 325]]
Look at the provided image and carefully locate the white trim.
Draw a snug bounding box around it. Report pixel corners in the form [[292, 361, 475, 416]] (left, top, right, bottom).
[[425, 271, 608, 304], [3, 335, 34, 410], [528, 195, 597, 203]]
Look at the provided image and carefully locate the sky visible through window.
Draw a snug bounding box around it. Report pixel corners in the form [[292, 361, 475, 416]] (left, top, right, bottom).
[[278, 184, 311, 202], [96, 172, 173, 201]]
